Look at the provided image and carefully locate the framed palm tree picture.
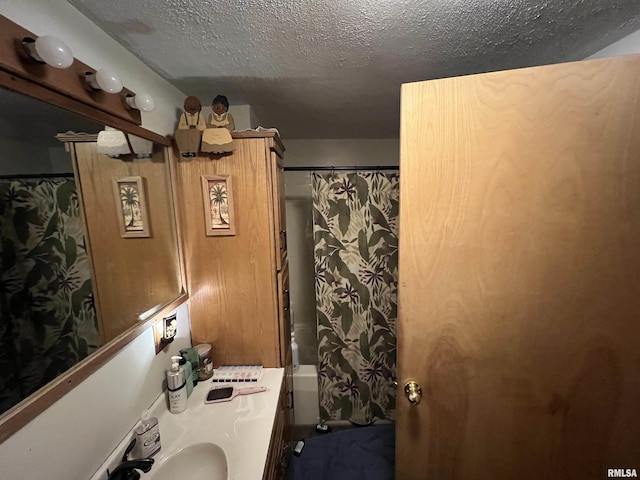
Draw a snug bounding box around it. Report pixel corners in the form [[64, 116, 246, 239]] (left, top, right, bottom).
[[112, 176, 150, 238], [201, 174, 235, 236]]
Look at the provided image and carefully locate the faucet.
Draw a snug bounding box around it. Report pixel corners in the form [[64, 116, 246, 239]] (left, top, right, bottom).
[[106, 437, 154, 480], [107, 459, 154, 480]]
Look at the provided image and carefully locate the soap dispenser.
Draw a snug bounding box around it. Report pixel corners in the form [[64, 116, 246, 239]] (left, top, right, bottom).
[[133, 409, 161, 458], [167, 355, 188, 413]]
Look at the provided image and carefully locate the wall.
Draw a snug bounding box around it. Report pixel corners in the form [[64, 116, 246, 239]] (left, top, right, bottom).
[[0, 136, 54, 174], [0, 137, 72, 175], [282, 139, 399, 364], [283, 139, 400, 168], [0, 301, 191, 480], [588, 29, 640, 59], [0, 2, 193, 479], [49, 145, 73, 172], [228, 104, 252, 130]]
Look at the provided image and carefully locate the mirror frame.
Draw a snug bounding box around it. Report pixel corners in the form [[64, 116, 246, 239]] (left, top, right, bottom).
[[0, 14, 187, 444]]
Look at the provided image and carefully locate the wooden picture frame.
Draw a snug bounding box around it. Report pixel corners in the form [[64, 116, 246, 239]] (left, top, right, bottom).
[[201, 174, 236, 236], [112, 176, 150, 238]]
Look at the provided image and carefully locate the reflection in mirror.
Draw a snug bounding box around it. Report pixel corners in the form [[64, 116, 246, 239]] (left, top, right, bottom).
[[0, 87, 182, 417], [0, 88, 101, 416], [64, 135, 182, 342]]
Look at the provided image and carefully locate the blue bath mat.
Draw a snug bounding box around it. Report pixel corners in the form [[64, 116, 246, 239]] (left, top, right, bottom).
[[288, 423, 395, 480]]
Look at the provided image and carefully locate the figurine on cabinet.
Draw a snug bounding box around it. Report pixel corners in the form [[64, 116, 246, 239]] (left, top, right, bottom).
[[175, 96, 206, 157], [201, 95, 235, 153]]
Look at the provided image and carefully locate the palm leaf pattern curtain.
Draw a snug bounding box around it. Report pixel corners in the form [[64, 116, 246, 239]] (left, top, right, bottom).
[[0, 177, 100, 414], [313, 171, 399, 424]]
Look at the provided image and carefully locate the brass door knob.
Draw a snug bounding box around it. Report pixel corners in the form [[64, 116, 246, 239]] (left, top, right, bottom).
[[404, 380, 422, 405]]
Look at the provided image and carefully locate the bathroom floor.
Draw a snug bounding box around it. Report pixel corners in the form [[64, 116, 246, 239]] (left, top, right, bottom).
[[287, 423, 395, 480]]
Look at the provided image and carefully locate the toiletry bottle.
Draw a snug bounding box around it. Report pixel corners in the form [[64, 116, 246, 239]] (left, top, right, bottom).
[[179, 355, 194, 398], [196, 343, 213, 381], [290, 303, 300, 373], [291, 331, 300, 373], [133, 409, 161, 458], [167, 355, 188, 413], [180, 347, 200, 386]]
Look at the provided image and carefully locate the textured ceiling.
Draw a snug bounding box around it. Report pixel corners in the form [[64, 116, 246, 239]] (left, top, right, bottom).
[[68, 0, 640, 139]]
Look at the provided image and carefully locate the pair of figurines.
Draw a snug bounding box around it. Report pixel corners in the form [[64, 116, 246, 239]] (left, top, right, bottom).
[[175, 95, 235, 157]]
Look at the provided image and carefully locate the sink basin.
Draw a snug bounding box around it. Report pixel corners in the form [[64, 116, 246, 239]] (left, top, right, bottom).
[[146, 443, 228, 480]]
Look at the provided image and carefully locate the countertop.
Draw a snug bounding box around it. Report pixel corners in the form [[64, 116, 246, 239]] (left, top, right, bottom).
[[91, 368, 284, 480]]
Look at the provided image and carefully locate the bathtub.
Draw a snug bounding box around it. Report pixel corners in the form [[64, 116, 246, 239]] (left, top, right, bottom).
[[292, 365, 393, 428], [293, 364, 319, 425]]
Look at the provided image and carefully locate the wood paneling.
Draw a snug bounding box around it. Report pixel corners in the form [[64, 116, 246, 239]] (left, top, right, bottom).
[[397, 55, 640, 479], [175, 136, 283, 367], [73, 143, 181, 342]]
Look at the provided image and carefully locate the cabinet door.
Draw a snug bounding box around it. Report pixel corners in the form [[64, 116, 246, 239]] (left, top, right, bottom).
[[271, 152, 287, 272], [283, 351, 295, 445], [263, 376, 286, 480], [277, 262, 295, 446], [277, 260, 291, 366]]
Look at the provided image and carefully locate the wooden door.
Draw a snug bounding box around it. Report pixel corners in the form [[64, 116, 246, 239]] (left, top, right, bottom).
[[397, 55, 640, 480], [271, 151, 288, 272]]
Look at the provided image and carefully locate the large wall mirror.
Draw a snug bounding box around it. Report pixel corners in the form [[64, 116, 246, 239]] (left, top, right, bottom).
[[0, 87, 184, 433]]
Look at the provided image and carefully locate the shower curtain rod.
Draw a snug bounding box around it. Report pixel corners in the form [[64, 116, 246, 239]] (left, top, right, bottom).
[[284, 166, 399, 172], [0, 172, 74, 180]]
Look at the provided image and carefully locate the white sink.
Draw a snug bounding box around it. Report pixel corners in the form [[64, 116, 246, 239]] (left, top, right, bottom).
[[145, 443, 227, 480], [91, 369, 284, 480]]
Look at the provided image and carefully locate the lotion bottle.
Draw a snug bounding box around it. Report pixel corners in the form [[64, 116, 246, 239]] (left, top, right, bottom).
[[179, 355, 194, 398], [133, 409, 161, 458], [290, 304, 300, 373], [167, 356, 187, 413], [291, 331, 300, 373]]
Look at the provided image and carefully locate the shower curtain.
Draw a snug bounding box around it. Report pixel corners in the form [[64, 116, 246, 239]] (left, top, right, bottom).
[[313, 171, 399, 424], [0, 176, 100, 414]]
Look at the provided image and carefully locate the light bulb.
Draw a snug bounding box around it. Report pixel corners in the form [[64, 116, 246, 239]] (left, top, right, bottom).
[[85, 68, 123, 93], [22, 36, 74, 69], [126, 93, 155, 112]]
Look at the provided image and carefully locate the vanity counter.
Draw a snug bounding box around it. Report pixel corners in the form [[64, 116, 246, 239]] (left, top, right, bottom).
[[92, 368, 284, 480]]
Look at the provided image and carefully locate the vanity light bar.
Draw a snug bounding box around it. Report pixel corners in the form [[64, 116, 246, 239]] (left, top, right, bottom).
[[20, 32, 153, 115], [2, 14, 149, 127]]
